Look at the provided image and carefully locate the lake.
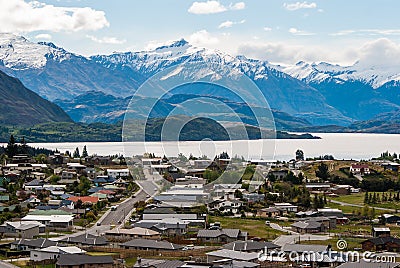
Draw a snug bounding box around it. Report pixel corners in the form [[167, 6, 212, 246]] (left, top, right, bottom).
[[3, 133, 400, 161]]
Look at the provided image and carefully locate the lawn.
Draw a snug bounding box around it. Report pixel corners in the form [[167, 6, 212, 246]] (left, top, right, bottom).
[[332, 192, 400, 211], [209, 216, 285, 240]]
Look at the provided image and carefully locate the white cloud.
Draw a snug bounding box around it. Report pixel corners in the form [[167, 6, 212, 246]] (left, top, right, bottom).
[[283, 1, 317, 11], [218, 19, 245, 29], [0, 0, 109, 33], [188, 1, 245, 14], [357, 38, 400, 67], [188, 1, 227, 14], [219, 21, 234, 29], [237, 41, 353, 65], [288, 27, 315, 36], [86, 35, 126, 44], [331, 29, 400, 36], [34, 33, 52, 40], [237, 38, 400, 67], [263, 27, 272, 32], [230, 2, 245, 10], [188, 30, 219, 45]]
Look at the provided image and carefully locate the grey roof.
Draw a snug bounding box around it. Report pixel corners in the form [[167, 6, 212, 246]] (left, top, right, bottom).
[[134, 259, 185, 268], [197, 229, 241, 238], [223, 240, 280, 252], [56, 254, 113, 266], [121, 239, 183, 250], [291, 221, 323, 229], [281, 244, 329, 253], [219, 260, 260, 268], [336, 259, 400, 268], [12, 238, 58, 249], [143, 207, 176, 214], [59, 233, 108, 246], [206, 249, 259, 261]]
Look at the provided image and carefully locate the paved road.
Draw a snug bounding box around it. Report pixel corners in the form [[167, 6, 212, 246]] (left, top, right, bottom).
[[329, 199, 395, 212], [273, 234, 330, 247], [0, 260, 20, 268]]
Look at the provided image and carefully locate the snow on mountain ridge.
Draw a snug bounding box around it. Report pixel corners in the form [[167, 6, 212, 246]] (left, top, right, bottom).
[[0, 33, 72, 70], [280, 60, 400, 88]]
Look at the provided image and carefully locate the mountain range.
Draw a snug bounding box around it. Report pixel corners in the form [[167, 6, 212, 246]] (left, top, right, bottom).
[[1, 33, 400, 133]]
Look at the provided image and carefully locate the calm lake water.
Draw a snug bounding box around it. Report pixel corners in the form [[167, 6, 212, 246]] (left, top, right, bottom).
[[3, 133, 399, 161]]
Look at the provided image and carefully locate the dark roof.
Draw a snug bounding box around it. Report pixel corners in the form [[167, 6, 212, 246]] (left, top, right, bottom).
[[12, 238, 58, 249], [362, 236, 400, 246], [223, 240, 280, 251], [197, 229, 241, 238], [56, 254, 113, 266], [121, 239, 183, 250], [143, 207, 176, 214], [59, 233, 108, 246]]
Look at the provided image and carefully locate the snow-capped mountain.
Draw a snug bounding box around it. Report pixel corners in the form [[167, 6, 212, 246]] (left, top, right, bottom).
[[278, 61, 400, 121], [91, 40, 351, 125], [0, 33, 72, 70], [280, 60, 400, 89], [0, 33, 143, 100], [2, 33, 400, 127]]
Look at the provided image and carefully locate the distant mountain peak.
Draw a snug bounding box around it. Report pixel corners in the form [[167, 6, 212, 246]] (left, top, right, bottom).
[[156, 39, 189, 50]]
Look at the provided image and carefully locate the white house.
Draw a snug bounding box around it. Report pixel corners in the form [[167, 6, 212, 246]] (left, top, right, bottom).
[[274, 203, 298, 213], [30, 246, 86, 261], [350, 164, 370, 175], [107, 169, 130, 178]]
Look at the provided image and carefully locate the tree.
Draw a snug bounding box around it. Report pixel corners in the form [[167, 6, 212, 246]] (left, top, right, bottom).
[[73, 147, 80, 158], [295, 149, 304, 161], [6, 135, 17, 158], [364, 191, 370, 204], [82, 145, 88, 158], [315, 163, 329, 180]]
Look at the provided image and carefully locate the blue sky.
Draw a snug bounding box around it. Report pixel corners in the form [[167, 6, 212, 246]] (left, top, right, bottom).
[[2, 0, 400, 65]]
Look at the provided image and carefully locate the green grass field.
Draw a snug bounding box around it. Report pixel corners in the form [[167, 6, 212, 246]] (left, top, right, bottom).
[[332, 192, 400, 211]]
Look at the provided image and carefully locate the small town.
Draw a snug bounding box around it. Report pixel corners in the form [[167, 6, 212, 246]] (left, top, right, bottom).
[[0, 138, 399, 268]]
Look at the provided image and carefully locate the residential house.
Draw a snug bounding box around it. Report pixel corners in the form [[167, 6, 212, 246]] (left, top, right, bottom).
[[208, 199, 242, 214], [362, 236, 400, 252], [22, 210, 74, 229], [336, 259, 400, 268], [274, 203, 298, 213], [0, 221, 45, 238], [104, 227, 160, 242], [223, 240, 280, 253], [291, 221, 325, 234], [59, 233, 108, 246], [68, 196, 99, 206], [243, 193, 264, 203], [120, 238, 183, 251], [206, 249, 259, 263], [134, 218, 188, 236], [350, 164, 370, 175], [30, 246, 86, 261], [372, 227, 391, 238], [257, 207, 280, 218], [11, 238, 59, 251], [107, 169, 130, 179], [197, 229, 247, 243], [133, 259, 185, 268], [56, 254, 115, 268], [380, 214, 400, 224]]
